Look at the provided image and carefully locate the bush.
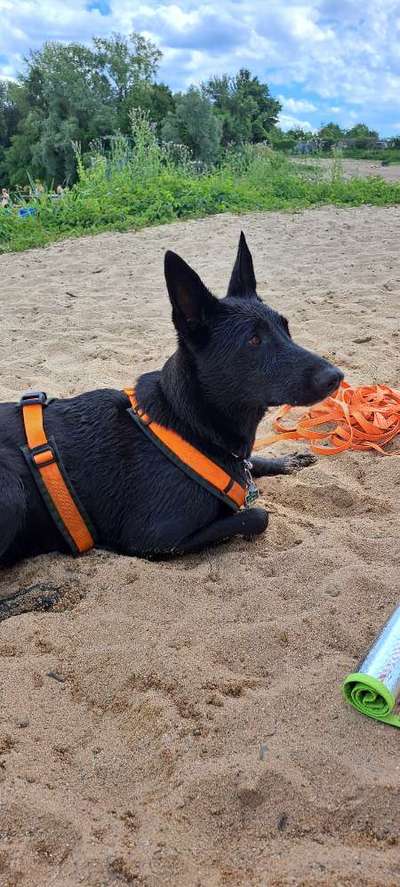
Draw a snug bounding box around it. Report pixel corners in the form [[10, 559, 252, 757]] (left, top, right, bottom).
[[2, 116, 400, 254]]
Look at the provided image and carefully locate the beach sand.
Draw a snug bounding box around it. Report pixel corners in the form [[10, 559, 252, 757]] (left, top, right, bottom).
[[1, 202, 400, 886], [307, 157, 400, 183]]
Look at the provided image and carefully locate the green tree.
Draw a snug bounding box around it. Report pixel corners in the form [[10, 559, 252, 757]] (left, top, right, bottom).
[[119, 82, 174, 136], [285, 128, 314, 141], [203, 69, 281, 146], [5, 42, 115, 185], [93, 35, 171, 136], [345, 123, 379, 148], [0, 82, 20, 145], [0, 81, 21, 181], [4, 33, 163, 186], [317, 122, 345, 152], [346, 123, 379, 140], [161, 87, 222, 163], [93, 33, 161, 103]]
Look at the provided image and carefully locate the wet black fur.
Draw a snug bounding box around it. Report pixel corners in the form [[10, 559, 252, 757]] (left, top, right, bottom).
[[0, 233, 343, 565]]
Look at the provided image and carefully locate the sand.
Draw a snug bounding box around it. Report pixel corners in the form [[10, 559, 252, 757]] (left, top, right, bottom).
[[1, 201, 400, 887], [339, 158, 400, 181], [308, 157, 400, 183]]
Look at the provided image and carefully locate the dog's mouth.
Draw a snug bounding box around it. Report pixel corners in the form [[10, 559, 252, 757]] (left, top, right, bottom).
[[283, 377, 342, 409], [265, 375, 342, 411], [289, 381, 341, 408]]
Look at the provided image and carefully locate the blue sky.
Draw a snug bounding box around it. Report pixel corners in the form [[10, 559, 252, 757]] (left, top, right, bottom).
[[1, 1, 399, 135]]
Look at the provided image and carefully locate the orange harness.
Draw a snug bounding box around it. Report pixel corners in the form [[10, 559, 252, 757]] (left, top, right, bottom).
[[20, 389, 248, 556], [124, 388, 247, 509], [20, 391, 96, 554]]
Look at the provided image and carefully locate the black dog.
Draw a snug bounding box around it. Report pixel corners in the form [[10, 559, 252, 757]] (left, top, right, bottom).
[[0, 233, 343, 565]]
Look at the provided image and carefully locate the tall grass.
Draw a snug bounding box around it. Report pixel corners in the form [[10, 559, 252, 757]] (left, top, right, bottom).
[[2, 113, 400, 254]]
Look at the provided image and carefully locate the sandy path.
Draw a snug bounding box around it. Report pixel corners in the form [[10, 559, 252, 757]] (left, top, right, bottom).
[[340, 158, 400, 181], [0, 206, 400, 887], [310, 157, 400, 182]]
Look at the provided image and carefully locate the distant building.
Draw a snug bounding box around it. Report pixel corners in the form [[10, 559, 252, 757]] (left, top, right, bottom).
[[294, 140, 321, 155]]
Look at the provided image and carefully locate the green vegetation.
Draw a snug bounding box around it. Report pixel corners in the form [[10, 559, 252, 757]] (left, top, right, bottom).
[[0, 34, 164, 187], [1, 32, 400, 255], [2, 116, 400, 255], [161, 88, 222, 164], [271, 123, 400, 159], [4, 31, 396, 189], [202, 70, 281, 146], [0, 34, 282, 188]]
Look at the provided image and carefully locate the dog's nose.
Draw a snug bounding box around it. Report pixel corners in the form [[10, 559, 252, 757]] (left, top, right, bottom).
[[313, 366, 343, 400]]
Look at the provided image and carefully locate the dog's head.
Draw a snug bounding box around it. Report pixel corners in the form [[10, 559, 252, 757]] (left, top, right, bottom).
[[164, 233, 343, 411]]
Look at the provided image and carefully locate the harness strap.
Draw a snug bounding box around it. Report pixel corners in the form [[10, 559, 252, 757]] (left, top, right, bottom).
[[123, 388, 246, 511], [20, 391, 95, 555]]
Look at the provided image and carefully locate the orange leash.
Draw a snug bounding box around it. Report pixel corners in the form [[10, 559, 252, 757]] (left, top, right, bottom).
[[254, 382, 400, 456], [20, 391, 95, 554]]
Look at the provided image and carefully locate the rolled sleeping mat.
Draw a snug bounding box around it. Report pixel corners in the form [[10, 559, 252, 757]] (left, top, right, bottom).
[[343, 604, 400, 728]]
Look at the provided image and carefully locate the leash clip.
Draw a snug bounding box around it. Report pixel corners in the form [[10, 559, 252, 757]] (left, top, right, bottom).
[[243, 459, 259, 507]]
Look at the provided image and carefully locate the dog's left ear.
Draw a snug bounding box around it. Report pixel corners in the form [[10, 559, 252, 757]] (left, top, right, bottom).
[[227, 231, 257, 298], [164, 250, 218, 344]]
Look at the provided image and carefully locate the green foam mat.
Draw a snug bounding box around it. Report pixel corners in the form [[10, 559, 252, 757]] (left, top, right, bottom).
[[343, 673, 400, 728]]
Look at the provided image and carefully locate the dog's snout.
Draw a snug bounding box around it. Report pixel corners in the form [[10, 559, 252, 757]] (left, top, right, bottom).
[[313, 365, 343, 400]]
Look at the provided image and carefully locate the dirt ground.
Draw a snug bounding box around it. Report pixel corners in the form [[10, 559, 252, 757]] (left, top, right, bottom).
[[1, 205, 400, 887], [313, 157, 400, 182]]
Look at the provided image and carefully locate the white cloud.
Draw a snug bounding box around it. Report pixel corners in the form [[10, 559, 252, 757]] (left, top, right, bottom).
[[279, 113, 314, 132], [279, 97, 317, 113]]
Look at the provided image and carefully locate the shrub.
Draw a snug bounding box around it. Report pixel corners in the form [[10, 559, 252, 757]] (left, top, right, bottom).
[[1, 116, 400, 254]]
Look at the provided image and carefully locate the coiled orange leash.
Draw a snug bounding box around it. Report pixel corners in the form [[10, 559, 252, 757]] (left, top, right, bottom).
[[254, 382, 400, 456]]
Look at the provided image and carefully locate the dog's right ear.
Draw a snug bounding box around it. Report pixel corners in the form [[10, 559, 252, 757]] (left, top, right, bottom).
[[164, 251, 218, 344], [227, 231, 257, 298]]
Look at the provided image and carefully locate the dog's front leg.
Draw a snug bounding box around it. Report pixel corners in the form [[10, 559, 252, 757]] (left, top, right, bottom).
[[250, 452, 316, 477], [175, 507, 269, 554]]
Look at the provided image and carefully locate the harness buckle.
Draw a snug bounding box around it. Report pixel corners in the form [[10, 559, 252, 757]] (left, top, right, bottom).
[[20, 389, 47, 407], [30, 442, 56, 468]]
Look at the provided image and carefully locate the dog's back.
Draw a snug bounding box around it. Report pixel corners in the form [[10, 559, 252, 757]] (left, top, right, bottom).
[[0, 387, 223, 564]]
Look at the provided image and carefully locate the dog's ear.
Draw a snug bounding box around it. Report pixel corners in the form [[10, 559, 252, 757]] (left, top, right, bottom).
[[164, 251, 218, 343], [227, 231, 257, 298]]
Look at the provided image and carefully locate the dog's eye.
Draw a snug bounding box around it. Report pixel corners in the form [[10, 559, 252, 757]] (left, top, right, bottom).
[[249, 335, 261, 347]]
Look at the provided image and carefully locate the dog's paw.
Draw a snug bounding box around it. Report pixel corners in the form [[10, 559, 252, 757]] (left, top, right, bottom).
[[281, 451, 317, 474], [241, 507, 269, 538]]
